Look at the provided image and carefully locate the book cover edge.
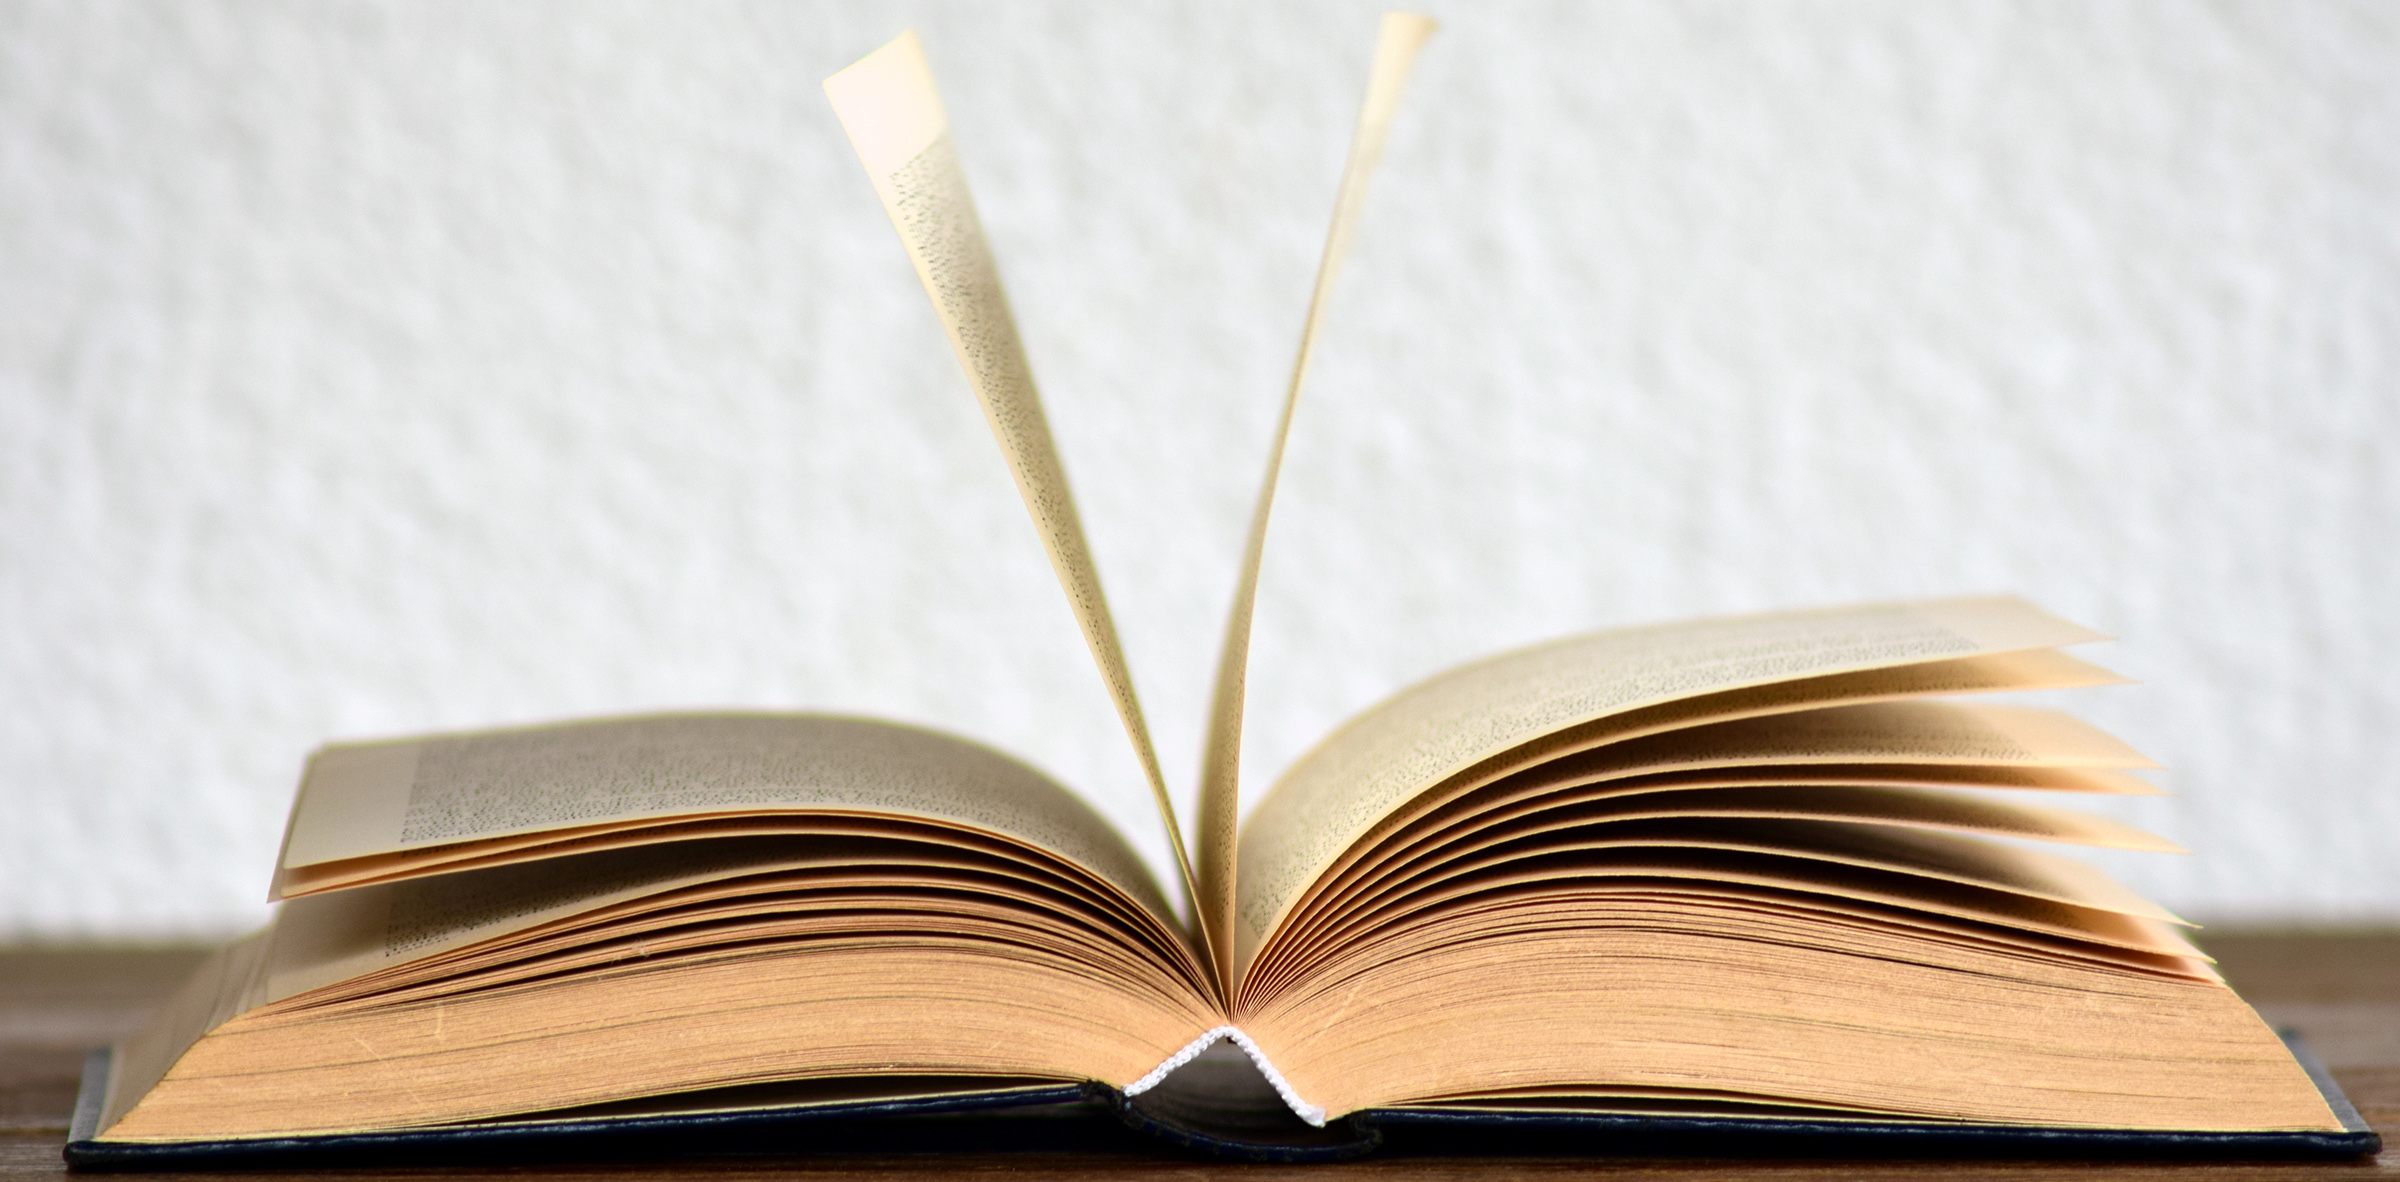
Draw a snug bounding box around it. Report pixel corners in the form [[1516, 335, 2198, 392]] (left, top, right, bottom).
[[63, 1033, 2381, 1168]]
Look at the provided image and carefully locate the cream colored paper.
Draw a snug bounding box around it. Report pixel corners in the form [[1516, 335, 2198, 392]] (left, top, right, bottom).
[[270, 713, 1170, 925], [260, 834, 1195, 1012], [825, 32, 1199, 930], [1195, 12, 1438, 989], [1538, 701, 2160, 780], [1233, 596, 2104, 971], [1356, 817, 2186, 925]]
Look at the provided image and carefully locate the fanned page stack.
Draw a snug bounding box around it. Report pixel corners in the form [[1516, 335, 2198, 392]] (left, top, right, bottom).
[[72, 17, 2376, 1167]]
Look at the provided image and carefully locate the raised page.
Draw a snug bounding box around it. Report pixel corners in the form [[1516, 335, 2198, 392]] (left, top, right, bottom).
[[1195, 11, 1438, 990], [824, 32, 1201, 936]]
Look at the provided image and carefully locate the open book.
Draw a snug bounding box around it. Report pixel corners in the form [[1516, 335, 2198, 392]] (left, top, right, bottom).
[[71, 17, 2376, 1166]]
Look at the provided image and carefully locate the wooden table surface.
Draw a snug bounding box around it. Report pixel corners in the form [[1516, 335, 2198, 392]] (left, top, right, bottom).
[[4, 933, 2394, 1179]]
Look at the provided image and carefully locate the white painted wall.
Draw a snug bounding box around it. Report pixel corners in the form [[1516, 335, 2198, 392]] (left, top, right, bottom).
[[5, 1, 2395, 940]]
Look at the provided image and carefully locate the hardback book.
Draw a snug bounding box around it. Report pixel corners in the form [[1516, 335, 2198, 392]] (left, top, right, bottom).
[[69, 16, 2377, 1167]]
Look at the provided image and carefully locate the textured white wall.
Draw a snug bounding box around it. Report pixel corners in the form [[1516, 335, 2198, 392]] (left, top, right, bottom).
[[4, 1, 2396, 940]]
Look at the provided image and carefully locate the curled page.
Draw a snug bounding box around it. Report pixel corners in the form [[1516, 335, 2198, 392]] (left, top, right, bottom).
[[825, 34, 1203, 943], [1195, 13, 1439, 988], [1234, 596, 2108, 974]]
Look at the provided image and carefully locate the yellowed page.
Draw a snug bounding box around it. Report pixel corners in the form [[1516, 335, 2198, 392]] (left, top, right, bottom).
[[263, 852, 705, 1008], [110, 940, 1206, 1142], [1556, 647, 2124, 753], [260, 834, 1193, 1011], [1387, 782, 2186, 871], [101, 932, 276, 1136], [1194, 12, 1438, 990], [824, 32, 1197, 924], [1536, 701, 2158, 783], [1284, 854, 2208, 968], [1246, 912, 2337, 1130], [115, 828, 1213, 1140], [270, 713, 1170, 927], [1365, 817, 2185, 925], [1338, 646, 2127, 844], [1234, 596, 2103, 972], [331, 860, 1194, 1012], [1241, 645, 2140, 961]]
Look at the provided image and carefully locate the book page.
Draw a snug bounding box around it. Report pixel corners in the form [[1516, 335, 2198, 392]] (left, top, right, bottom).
[[1241, 891, 2337, 1131], [260, 832, 1200, 1010], [1544, 646, 2125, 754], [271, 713, 1170, 926], [1369, 817, 2186, 926], [1259, 711, 2180, 989], [1530, 701, 2160, 784], [824, 32, 1199, 928], [1233, 596, 2102, 971], [100, 931, 277, 1136], [1194, 12, 1438, 989], [1347, 646, 2128, 831], [1351, 784, 2183, 906], [1259, 646, 2139, 939]]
